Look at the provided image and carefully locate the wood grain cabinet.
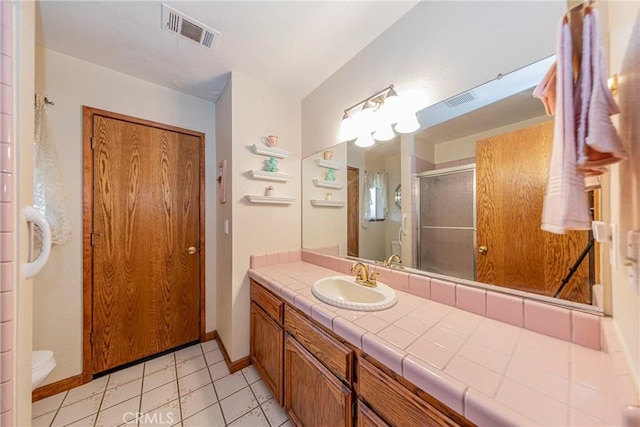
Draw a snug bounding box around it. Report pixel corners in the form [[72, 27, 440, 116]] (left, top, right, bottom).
[[356, 400, 389, 427], [249, 279, 473, 427], [284, 335, 352, 427], [250, 281, 284, 404], [356, 356, 472, 427]]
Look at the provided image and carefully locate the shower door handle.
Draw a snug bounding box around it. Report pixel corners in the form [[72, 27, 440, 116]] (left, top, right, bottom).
[[478, 246, 488, 254]]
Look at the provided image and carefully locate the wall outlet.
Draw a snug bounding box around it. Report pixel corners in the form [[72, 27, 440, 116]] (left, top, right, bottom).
[[626, 230, 640, 293]]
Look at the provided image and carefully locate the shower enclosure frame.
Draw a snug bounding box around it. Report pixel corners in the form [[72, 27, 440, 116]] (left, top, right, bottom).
[[415, 163, 477, 280]]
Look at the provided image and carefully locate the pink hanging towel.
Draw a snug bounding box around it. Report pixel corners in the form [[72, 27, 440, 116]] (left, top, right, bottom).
[[541, 16, 591, 234]]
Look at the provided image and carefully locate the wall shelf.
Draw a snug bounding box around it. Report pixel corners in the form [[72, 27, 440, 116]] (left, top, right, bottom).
[[312, 179, 343, 189], [248, 170, 293, 182], [310, 200, 345, 207], [250, 144, 292, 159], [246, 195, 296, 205], [314, 159, 341, 170]]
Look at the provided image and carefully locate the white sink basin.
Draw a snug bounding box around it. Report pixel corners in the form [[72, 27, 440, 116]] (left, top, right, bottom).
[[312, 276, 397, 311]]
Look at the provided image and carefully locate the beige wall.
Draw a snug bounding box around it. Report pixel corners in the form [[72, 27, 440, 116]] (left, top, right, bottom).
[[606, 0, 640, 386], [15, 1, 36, 424], [302, 143, 348, 255], [215, 74, 233, 362], [217, 72, 301, 361], [301, 1, 565, 158], [33, 48, 217, 384]]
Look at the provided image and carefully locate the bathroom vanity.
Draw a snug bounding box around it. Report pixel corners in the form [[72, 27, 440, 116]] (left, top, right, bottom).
[[250, 279, 471, 426], [248, 251, 638, 426]]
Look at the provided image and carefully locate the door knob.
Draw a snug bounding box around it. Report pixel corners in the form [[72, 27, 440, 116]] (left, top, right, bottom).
[[187, 246, 197, 255], [478, 246, 488, 254]]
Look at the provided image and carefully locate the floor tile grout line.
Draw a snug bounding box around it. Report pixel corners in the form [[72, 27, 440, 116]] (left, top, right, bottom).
[[90, 374, 111, 427], [219, 380, 261, 425], [202, 343, 226, 426], [176, 343, 204, 426], [45, 390, 68, 427]]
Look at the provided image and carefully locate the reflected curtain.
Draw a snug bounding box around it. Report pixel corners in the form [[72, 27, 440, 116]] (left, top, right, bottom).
[[362, 171, 388, 228], [34, 95, 71, 245]]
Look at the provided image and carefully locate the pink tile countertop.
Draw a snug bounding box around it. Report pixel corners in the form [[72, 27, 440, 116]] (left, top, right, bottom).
[[248, 258, 640, 427]]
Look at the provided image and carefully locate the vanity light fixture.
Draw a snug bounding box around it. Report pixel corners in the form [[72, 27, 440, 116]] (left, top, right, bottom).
[[338, 84, 419, 145], [355, 132, 375, 148]]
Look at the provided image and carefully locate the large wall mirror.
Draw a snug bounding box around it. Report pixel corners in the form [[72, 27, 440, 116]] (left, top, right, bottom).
[[302, 55, 603, 311]]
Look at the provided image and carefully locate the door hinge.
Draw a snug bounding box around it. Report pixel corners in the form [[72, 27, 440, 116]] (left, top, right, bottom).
[[90, 232, 101, 246], [90, 331, 94, 345]]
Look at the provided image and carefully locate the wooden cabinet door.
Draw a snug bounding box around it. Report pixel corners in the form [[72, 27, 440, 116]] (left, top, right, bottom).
[[250, 302, 284, 404], [285, 335, 352, 427]]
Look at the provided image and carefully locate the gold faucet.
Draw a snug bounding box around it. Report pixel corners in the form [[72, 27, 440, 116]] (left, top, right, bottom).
[[385, 254, 404, 269], [351, 262, 379, 287]]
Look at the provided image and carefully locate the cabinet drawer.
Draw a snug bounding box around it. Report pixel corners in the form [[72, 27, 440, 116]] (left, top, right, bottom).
[[250, 280, 283, 325], [285, 335, 352, 427], [357, 356, 467, 427], [285, 305, 353, 383], [356, 399, 389, 427]]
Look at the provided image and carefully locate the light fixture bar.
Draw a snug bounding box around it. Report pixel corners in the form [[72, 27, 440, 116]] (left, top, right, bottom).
[[343, 84, 395, 115]]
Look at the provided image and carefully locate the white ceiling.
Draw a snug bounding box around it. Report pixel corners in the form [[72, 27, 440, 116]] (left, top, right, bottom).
[[36, 1, 419, 102]]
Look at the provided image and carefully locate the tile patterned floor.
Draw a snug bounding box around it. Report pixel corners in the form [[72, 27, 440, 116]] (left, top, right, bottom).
[[32, 341, 291, 427]]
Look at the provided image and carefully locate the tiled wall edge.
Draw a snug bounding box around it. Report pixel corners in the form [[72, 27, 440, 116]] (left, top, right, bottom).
[[0, 1, 15, 424], [601, 318, 640, 417], [298, 251, 602, 349], [249, 249, 301, 269]]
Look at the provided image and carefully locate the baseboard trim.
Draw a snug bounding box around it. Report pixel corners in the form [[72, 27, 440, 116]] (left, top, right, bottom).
[[204, 331, 217, 342], [32, 374, 84, 402], [217, 335, 251, 373]]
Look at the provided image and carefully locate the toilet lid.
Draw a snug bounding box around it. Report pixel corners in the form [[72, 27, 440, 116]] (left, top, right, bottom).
[[32, 351, 54, 370]]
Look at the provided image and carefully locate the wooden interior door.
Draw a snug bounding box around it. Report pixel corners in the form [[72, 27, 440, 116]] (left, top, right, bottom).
[[476, 121, 590, 304], [347, 167, 359, 257], [91, 113, 202, 373]]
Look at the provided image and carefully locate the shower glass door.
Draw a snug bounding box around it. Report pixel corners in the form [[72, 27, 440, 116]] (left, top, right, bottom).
[[418, 165, 475, 280]]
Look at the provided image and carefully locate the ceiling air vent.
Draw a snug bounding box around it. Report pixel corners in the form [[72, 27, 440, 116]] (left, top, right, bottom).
[[162, 4, 220, 49], [445, 91, 476, 108]]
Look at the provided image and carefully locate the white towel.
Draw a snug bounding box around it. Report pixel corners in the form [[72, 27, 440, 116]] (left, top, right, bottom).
[[541, 17, 591, 234]]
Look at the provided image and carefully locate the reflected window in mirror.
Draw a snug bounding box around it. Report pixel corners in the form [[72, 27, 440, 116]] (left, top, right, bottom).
[[363, 171, 388, 222]]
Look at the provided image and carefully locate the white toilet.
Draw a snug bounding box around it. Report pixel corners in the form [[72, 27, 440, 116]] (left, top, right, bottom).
[[32, 350, 56, 391]]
